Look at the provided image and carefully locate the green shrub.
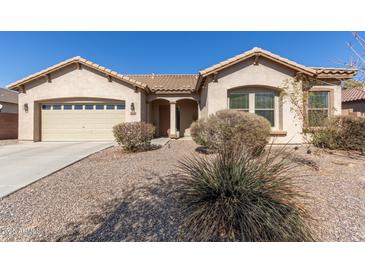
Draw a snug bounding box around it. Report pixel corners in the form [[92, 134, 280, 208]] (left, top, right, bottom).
[[113, 122, 155, 152], [311, 116, 365, 153], [177, 145, 314, 242], [190, 110, 271, 154]]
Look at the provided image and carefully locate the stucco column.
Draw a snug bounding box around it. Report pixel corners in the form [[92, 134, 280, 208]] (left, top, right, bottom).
[[146, 101, 150, 123], [169, 101, 177, 138]]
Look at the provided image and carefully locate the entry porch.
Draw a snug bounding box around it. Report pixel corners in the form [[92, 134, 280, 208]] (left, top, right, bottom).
[[146, 95, 199, 138]]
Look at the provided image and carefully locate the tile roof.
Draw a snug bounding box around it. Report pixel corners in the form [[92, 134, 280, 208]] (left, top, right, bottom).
[[6, 56, 148, 91], [342, 85, 365, 102], [200, 47, 317, 76], [0, 88, 18, 104], [126, 74, 198, 93], [6, 49, 357, 95], [312, 67, 357, 79]]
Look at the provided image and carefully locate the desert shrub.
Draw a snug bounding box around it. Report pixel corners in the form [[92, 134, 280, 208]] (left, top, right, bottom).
[[177, 145, 314, 242], [310, 116, 365, 153], [190, 119, 209, 147], [190, 110, 271, 154], [113, 122, 155, 152]]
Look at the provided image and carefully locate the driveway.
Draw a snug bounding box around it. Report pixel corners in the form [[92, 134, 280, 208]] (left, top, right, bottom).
[[0, 142, 113, 198]]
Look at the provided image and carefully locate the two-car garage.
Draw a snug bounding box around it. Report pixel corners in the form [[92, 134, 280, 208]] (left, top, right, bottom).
[[9, 57, 145, 142], [40, 101, 125, 141]]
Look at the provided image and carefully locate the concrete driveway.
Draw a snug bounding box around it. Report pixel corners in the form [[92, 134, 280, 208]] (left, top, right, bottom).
[[0, 142, 113, 198]]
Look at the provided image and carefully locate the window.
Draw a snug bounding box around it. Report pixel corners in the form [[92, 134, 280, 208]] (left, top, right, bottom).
[[229, 93, 249, 111], [116, 104, 125, 110], [308, 91, 329, 126], [85, 104, 94, 110], [74, 104, 83, 110], [106, 104, 115, 110], [52, 104, 62, 110], [229, 90, 277, 127], [42, 105, 51, 110], [63, 105, 72, 110], [95, 104, 104, 110], [255, 92, 275, 126]]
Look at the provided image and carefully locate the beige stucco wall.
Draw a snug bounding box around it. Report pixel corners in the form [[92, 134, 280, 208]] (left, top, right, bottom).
[[18, 64, 144, 141], [203, 57, 304, 143], [0, 102, 18, 113], [201, 58, 344, 144], [199, 84, 208, 119]]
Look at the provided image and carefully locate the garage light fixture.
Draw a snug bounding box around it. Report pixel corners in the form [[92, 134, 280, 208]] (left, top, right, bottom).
[[23, 103, 29, 113]]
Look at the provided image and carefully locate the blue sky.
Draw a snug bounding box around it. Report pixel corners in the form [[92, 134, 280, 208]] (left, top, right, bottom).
[[0, 31, 361, 87]]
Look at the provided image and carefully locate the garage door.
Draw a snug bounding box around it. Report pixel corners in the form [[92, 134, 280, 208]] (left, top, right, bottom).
[[41, 102, 125, 141]]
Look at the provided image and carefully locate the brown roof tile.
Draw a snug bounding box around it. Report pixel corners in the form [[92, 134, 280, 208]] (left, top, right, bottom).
[[342, 85, 365, 102], [126, 74, 198, 93], [312, 67, 357, 79]]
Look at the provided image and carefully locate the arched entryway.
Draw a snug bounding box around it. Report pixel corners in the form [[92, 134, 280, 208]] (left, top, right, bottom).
[[176, 99, 199, 137], [149, 99, 170, 137], [148, 97, 199, 138]]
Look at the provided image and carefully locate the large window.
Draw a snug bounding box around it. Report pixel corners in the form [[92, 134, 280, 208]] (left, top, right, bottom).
[[308, 91, 329, 127], [229, 90, 276, 127], [229, 93, 249, 111], [255, 92, 275, 126]]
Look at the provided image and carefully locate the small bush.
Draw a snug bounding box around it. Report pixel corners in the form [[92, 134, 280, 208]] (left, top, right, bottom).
[[177, 145, 314, 241], [113, 122, 155, 152], [311, 116, 365, 153], [190, 110, 271, 154]]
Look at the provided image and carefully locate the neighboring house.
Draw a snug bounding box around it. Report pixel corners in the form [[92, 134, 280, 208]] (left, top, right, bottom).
[[342, 85, 365, 113], [0, 88, 18, 139], [7, 47, 356, 143]]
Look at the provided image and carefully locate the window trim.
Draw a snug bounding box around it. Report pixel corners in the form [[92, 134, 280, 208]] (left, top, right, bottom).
[[228, 89, 280, 129], [306, 88, 334, 128]]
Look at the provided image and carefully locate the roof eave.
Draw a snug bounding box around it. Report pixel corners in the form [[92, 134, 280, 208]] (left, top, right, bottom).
[[6, 58, 149, 93], [316, 74, 357, 80], [200, 52, 316, 78]]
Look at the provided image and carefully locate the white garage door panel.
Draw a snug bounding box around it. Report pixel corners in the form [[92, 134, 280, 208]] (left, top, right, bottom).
[[41, 103, 125, 141]]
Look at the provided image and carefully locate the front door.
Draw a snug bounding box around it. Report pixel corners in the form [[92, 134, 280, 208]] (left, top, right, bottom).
[[159, 105, 170, 137]]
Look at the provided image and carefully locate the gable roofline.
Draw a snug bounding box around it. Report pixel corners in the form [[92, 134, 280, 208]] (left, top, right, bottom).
[[199, 47, 317, 77], [195, 47, 357, 90], [6, 56, 150, 92]]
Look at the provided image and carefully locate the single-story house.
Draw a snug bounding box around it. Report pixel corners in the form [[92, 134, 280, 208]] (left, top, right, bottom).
[[0, 88, 18, 139], [342, 85, 365, 113], [7, 47, 356, 144]]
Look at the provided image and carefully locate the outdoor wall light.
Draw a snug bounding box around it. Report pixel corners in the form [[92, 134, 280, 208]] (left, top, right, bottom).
[[23, 103, 29, 113]]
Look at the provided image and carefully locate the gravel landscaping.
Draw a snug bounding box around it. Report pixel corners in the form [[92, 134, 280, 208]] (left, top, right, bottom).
[[0, 140, 364, 241]]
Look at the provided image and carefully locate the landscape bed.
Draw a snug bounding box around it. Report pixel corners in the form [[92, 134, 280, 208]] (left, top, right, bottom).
[[0, 140, 364, 241]]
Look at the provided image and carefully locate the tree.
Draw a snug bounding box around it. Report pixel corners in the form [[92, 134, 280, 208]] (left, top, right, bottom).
[[346, 32, 365, 81]]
